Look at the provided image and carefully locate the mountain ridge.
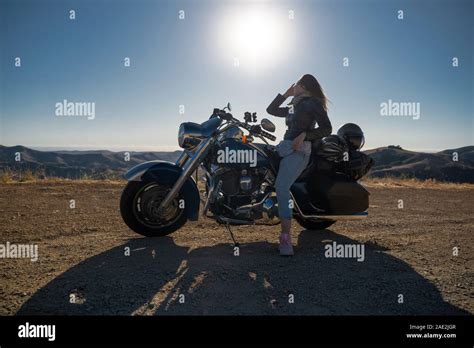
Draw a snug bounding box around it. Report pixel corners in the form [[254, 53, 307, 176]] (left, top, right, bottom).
[[1, 145, 473, 183]]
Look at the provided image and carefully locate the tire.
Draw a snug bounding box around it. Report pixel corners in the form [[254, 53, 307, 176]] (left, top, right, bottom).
[[120, 181, 188, 237], [295, 216, 335, 230]]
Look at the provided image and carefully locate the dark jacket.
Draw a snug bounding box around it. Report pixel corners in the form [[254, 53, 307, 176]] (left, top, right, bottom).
[[266, 93, 332, 141]]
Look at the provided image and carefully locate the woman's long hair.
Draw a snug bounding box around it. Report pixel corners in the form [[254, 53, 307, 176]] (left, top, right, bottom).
[[298, 74, 329, 111]]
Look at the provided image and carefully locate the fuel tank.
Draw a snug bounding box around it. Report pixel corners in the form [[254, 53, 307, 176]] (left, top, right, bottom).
[[212, 139, 271, 169]]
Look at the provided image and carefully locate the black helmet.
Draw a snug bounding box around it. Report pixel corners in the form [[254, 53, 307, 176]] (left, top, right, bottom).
[[316, 135, 349, 162], [337, 123, 365, 150]]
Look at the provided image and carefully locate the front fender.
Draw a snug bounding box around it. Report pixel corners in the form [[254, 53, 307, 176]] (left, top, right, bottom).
[[123, 160, 200, 221], [123, 160, 172, 181]]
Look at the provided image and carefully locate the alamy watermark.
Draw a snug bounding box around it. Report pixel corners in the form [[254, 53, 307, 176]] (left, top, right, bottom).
[[18, 322, 55, 341], [55, 99, 95, 120], [380, 99, 420, 120], [0, 242, 38, 262], [216, 147, 257, 167], [324, 241, 365, 262]]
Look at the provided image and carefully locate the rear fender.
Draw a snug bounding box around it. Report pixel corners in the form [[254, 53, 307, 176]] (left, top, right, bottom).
[[123, 160, 200, 221]]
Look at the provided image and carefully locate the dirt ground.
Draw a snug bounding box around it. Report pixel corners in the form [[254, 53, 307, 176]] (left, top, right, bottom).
[[0, 181, 472, 315]]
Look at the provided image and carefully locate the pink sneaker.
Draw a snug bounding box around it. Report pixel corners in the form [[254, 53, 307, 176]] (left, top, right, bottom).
[[279, 234, 294, 256]]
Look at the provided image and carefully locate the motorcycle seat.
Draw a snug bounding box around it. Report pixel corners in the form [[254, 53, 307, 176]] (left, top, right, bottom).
[[258, 144, 313, 177]]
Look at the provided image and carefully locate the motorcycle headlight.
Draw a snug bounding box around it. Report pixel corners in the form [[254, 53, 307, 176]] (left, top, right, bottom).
[[178, 123, 201, 150]]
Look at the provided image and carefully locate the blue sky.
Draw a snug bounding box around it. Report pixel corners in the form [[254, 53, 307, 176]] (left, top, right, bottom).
[[1, 0, 472, 152]]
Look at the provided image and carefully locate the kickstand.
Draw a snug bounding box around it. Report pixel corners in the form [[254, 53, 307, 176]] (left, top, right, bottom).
[[225, 222, 239, 248]]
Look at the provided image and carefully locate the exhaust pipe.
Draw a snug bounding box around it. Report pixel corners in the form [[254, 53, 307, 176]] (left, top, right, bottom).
[[311, 212, 368, 221], [290, 193, 368, 221]]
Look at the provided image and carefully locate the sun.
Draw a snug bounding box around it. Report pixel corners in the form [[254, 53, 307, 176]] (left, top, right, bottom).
[[218, 6, 289, 71], [231, 9, 279, 61]]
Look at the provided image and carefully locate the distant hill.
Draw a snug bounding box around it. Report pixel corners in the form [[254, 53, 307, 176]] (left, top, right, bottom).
[[0, 145, 181, 179], [364, 146, 474, 183], [1, 145, 473, 183]]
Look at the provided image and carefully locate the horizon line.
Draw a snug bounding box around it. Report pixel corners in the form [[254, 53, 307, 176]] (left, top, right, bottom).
[[1, 144, 473, 154]]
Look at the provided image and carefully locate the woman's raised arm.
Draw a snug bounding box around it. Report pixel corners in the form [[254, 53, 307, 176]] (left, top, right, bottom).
[[266, 84, 295, 117], [266, 94, 289, 117]]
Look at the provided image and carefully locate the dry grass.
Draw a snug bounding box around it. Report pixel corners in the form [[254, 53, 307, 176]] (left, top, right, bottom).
[[0, 169, 123, 184], [1, 171, 472, 190], [361, 176, 474, 190], [0, 178, 125, 185], [19, 169, 37, 182], [0, 169, 14, 184]]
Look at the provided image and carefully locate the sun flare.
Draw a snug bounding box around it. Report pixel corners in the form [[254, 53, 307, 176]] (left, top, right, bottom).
[[219, 7, 289, 71]]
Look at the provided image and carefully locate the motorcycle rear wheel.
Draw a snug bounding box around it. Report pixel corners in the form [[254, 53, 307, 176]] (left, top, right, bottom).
[[295, 216, 335, 230]]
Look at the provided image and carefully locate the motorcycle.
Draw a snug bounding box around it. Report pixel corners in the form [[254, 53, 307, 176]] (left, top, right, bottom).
[[120, 103, 371, 238]]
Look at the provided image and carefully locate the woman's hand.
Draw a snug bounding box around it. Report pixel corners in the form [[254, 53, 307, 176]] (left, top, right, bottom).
[[283, 83, 295, 99], [292, 132, 306, 151]]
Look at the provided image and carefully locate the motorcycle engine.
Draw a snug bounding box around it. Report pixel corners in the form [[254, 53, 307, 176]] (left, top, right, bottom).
[[209, 166, 271, 220]]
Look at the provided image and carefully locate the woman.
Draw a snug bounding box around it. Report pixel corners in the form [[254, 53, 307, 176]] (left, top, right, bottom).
[[266, 74, 332, 256]]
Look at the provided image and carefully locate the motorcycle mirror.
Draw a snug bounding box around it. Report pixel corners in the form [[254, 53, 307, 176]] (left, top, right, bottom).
[[261, 118, 276, 133], [223, 102, 232, 112]]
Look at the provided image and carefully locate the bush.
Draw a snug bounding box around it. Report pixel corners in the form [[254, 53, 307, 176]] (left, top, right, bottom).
[[388, 145, 403, 150], [20, 169, 36, 182], [0, 169, 14, 183]]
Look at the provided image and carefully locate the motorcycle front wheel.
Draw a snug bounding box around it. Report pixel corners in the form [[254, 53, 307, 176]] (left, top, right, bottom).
[[120, 181, 187, 237]]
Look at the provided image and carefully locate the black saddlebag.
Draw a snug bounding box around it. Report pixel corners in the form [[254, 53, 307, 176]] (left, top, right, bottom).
[[307, 172, 370, 214]]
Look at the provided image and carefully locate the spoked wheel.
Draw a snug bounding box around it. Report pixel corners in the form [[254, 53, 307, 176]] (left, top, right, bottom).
[[120, 181, 187, 237], [295, 216, 335, 231]]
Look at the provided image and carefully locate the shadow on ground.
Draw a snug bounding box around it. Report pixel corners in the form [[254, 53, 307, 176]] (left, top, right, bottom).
[[17, 229, 469, 315]]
